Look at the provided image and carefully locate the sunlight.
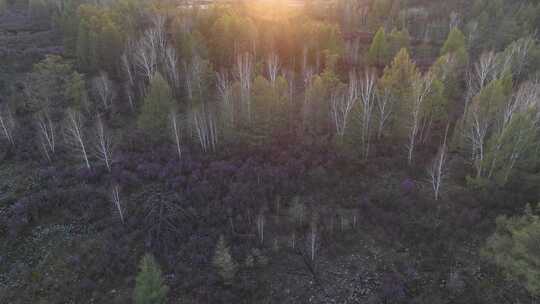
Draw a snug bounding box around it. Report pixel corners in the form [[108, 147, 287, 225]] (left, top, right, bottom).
[[246, 0, 303, 21]]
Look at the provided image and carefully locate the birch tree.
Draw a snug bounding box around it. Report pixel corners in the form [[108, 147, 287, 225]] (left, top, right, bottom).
[[428, 125, 449, 200], [484, 80, 540, 184], [121, 50, 134, 87], [236, 53, 253, 123], [330, 71, 358, 140], [267, 53, 280, 87], [93, 116, 113, 172], [36, 111, 56, 161], [192, 105, 218, 153], [111, 185, 125, 224], [133, 23, 166, 82], [169, 110, 182, 161], [469, 111, 488, 178], [466, 51, 498, 110], [407, 73, 434, 165], [185, 56, 209, 102], [64, 109, 91, 169], [308, 218, 318, 262], [375, 88, 394, 139], [257, 212, 265, 245], [164, 47, 180, 91], [217, 71, 234, 126], [93, 71, 114, 110], [0, 104, 15, 146], [467, 76, 511, 179], [123, 82, 135, 111], [359, 70, 376, 159]]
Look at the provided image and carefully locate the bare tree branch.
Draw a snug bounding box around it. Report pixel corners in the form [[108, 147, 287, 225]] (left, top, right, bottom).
[[36, 111, 55, 162], [93, 116, 113, 172], [428, 125, 449, 200], [0, 104, 15, 146], [64, 109, 91, 169]]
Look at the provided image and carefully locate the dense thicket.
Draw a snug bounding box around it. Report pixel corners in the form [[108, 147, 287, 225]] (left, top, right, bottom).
[[1, 0, 540, 303]]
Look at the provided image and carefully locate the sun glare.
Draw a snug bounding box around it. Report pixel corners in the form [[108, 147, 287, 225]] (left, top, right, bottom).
[[246, 0, 302, 21]]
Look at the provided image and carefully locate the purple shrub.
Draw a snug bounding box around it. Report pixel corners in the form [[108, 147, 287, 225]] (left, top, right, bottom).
[[401, 178, 416, 194]]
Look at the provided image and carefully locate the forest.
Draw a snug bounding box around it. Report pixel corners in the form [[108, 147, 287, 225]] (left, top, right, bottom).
[[1, 0, 540, 303]]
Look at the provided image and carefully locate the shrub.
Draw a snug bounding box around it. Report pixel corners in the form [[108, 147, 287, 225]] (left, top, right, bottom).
[[212, 235, 237, 285], [134, 254, 169, 304], [482, 204, 540, 295]]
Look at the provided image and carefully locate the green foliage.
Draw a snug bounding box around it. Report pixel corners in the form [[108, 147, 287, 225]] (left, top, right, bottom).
[[299, 20, 344, 68], [138, 73, 175, 138], [304, 55, 342, 135], [209, 12, 257, 66], [53, 0, 82, 57], [468, 0, 529, 53], [484, 110, 539, 186], [440, 28, 468, 67], [368, 27, 389, 66], [380, 48, 419, 138], [368, 0, 392, 30], [212, 235, 237, 285], [134, 254, 169, 304], [483, 204, 540, 295], [24, 55, 76, 113], [76, 5, 125, 74], [76, 16, 97, 72], [174, 29, 207, 61], [388, 28, 410, 59], [441, 28, 467, 56], [430, 53, 465, 118], [65, 72, 88, 111], [251, 75, 289, 139], [423, 78, 448, 124], [471, 76, 512, 123], [98, 20, 123, 75], [0, 0, 7, 15]]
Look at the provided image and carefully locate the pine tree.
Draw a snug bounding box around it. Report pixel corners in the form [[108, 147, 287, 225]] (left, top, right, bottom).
[[134, 254, 169, 304], [212, 235, 237, 285], [440, 28, 468, 66], [65, 72, 88, 111], [482, 204, 540, 295], [76, 20, 97, 72], [388, 28, 410, 59], [138, 73, 175, 138], [368, 27, 389, 67], [380, 48, 420, 138], [368, 0, 392, 30], [98, 19, 123, 76]]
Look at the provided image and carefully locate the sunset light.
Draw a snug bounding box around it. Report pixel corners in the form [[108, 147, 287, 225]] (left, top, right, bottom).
[[2, 0, 540, 303]]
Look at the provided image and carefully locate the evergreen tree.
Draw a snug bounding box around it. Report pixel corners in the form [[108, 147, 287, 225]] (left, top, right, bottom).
[[138, 73, 175, 138], [483, 204, 540, 295], [441, 28, 466, 56], [368, 27, 389, 67], [380, 48, 419, 138], [76, 19, 97, 72], [388, 28, 410, 59], [26, 55, 76, 113], [212, 235, 237, 285], [65, 72, 88, 111], [134, 254, 169, 304], [98, 19, 123, 76], [368, 0, 392, 30], [440, 27, 468, 66]]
